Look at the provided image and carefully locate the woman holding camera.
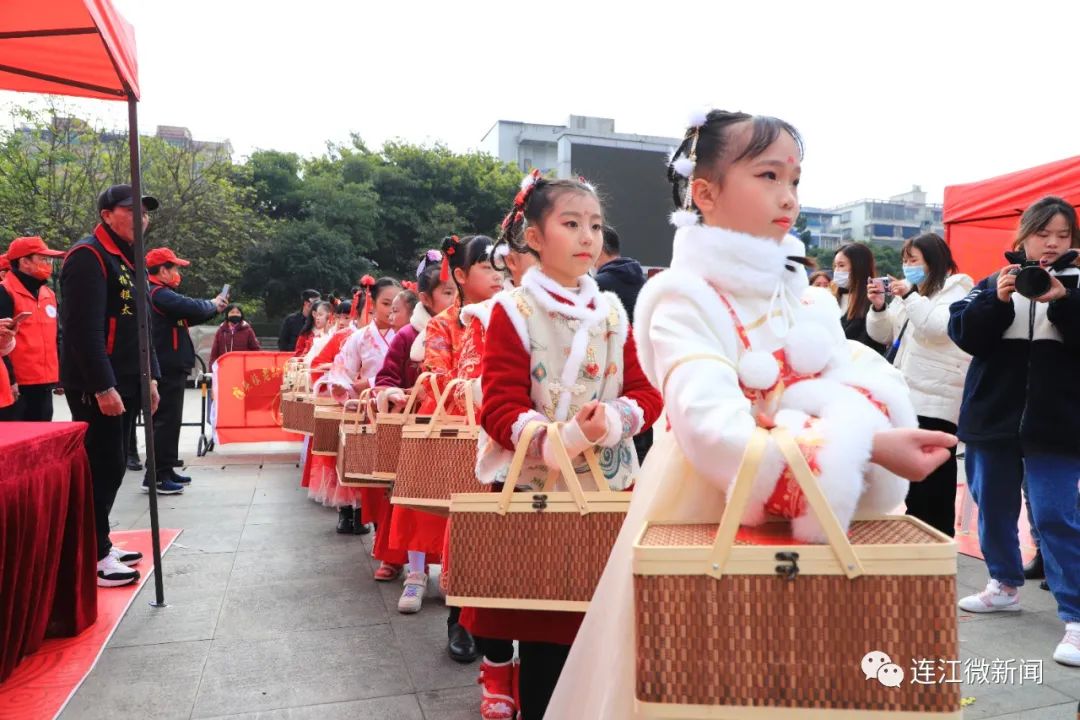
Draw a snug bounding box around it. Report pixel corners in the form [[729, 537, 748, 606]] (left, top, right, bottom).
[[866, 233, 972, 537], [832, 242, 885, 354], [948, 196, 1080, 667]]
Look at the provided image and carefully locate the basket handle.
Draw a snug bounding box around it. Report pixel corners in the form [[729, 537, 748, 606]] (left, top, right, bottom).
[[704, 427, 865, 581], [772, 427, 864, 579], [497, 421, 600, 516], [426, 377, 477, 435], [402, 371, 440, 416], [349, 388, 375, 428]]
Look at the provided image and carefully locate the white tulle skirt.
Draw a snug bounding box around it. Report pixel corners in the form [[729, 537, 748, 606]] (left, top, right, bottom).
[[543, 420, 731, 719]]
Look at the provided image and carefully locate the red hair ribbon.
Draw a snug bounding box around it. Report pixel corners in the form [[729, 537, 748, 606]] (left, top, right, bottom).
[[360, 274, 376, 326], [440, 236, 459, 283], [401, 280, 417, 292]]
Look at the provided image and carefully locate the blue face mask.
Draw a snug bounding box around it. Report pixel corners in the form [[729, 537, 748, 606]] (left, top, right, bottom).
[[903, 265, 927, 287]]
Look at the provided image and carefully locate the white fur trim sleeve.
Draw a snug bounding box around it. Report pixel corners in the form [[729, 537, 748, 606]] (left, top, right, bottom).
[[510, 409, 548, 446], [599, 398, 644, 447], [642, 281, 786, 505]]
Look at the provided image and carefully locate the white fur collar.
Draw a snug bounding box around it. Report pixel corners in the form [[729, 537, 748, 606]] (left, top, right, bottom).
[[520, 266, 609, 324], [410, 302, 431, 332], [410, 303, 433, 363], [671, 224, 809, 300], [461, 298, 495, 329]]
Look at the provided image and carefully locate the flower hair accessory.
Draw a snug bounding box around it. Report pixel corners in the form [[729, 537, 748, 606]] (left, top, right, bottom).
[[416, 249, 442, 278], [401, 280, 418, 292], [440, 235, 460, 283]]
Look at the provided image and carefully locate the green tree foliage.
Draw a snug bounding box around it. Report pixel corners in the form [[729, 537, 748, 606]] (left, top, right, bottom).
[[0, 104, 264, 299]]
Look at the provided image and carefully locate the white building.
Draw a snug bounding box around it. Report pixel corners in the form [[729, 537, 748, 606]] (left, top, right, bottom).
[[480, 115, 682, 268], [825, 186, 944, 249]]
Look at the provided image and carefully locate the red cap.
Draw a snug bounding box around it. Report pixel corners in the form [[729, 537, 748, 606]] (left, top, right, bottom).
[[145, 247, 190, 267], [7, 236, 65, 261]]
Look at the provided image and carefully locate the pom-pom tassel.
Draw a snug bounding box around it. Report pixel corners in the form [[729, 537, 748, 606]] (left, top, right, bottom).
[[440, 255, 451, 283], [670, 209, 700, 228], [673, 157, 695, 178]]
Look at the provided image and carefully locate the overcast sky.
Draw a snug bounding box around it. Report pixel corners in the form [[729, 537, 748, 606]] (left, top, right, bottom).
[[3, 0, 1077, 209]]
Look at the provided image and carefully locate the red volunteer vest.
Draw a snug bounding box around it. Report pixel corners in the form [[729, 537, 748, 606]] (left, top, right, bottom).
[[0, 359, 13, 408], [1, 272, 59, 385]]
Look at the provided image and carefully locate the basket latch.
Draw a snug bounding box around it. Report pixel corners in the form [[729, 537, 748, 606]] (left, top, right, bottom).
[[531, 494, 548, 511], [775, 551, 800, 581]]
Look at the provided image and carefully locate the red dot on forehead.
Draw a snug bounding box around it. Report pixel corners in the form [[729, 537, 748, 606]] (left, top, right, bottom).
[[787, 156, 796, 164]]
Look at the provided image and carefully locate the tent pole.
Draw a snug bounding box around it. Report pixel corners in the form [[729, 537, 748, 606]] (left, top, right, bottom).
[[128, 95, 166, 608]]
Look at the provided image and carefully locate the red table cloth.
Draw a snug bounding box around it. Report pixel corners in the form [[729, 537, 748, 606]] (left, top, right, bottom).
[[0, 422, 97, 683]]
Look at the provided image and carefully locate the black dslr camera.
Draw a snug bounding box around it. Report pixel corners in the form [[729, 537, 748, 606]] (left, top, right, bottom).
[[1004, 249, 1079, 299]]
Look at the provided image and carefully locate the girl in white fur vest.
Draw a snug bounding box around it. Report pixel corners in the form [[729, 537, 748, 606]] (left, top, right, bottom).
[[543, 110, 958, 719]]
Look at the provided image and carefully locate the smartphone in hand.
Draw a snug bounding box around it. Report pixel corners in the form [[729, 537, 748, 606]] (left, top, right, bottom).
[[12, 311, 32, 328], [220, 284, 231, 299]]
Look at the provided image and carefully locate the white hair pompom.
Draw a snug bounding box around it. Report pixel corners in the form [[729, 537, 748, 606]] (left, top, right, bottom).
[[669, 209, 699, 228], [493, 244, 511, 260], [672, 157, 695, 178], [688, 109, 708, 128]]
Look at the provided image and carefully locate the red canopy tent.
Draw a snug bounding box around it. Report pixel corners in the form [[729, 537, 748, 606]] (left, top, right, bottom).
[[1, 0, 169, 604], [944, 155, 1080, 282]]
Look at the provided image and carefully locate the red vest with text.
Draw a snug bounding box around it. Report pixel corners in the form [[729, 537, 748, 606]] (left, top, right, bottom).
[[1, 272, 59, 385]]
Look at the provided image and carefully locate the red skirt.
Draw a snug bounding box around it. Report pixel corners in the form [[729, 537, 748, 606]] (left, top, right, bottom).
[[387, 505, 445, 560], [460, 607, 583, 646], [370, 490, 407, 565], [300, 439, 313, 488]]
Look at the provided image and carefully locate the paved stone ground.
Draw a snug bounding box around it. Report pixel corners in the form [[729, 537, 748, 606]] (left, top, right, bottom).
[[56, 391, 1079, 719]]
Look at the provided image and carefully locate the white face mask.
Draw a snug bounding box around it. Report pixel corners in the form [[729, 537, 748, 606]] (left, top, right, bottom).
[[831, 270, 850, 289]]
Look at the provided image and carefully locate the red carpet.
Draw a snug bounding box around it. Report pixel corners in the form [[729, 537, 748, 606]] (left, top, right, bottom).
[[0, 529, 181, 720]]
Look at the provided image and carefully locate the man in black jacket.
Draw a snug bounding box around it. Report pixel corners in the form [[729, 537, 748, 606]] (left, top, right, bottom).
[[147, 247, 226, 491], [277, 289, 320, 351], [61, 184, 161, 588], [595, 225, 647, 319], [594, 225, 652, 461]]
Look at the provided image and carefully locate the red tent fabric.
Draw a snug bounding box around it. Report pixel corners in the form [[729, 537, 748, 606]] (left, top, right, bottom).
[[944, 155, 1080, 282], [0, 0, 138, 100]]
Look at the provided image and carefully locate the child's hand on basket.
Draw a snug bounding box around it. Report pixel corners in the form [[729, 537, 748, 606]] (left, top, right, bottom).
[[871, 428, 958, 482], [575, 400, 607, 443]]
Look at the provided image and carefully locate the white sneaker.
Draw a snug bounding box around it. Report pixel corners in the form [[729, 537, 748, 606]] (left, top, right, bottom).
[[958, 579, 1021, 613], [97, 555, 140, 587], [109, 545, 143, 567], [397, 572, 427, 614], [1053, 623, 1080, 667]]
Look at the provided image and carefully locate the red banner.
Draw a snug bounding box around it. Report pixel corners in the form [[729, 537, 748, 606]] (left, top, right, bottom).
[[212, 351, 302, 445]]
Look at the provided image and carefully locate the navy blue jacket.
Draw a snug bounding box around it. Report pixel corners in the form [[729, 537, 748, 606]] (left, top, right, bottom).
[[148, 280, 217, 373], [948, 268, 1080, 453], [60, 224, 160, 394], [596, 256, 646, 319]]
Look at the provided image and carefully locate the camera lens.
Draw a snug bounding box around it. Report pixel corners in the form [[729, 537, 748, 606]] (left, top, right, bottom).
[[1015, 266, 1051, 298]]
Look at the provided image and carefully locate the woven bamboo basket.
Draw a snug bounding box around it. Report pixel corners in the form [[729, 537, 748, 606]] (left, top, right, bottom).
[[334, 390, 383, 487], [632, 428, 961, 719], [446, 421, 630, 612], [391, 378, 480, 514], [311, 401, 362, 456], [279, 360, 310, 432], [372, 372, 442, 482]]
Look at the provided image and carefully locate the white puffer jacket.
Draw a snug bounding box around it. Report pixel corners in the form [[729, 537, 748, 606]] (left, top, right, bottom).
[[866, 273, 973, 424]]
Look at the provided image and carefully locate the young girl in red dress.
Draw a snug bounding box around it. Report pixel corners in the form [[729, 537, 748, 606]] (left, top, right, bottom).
[[369, 252, 456, 581], [387, 235, 502, 670], [475, 173, 664, 720]]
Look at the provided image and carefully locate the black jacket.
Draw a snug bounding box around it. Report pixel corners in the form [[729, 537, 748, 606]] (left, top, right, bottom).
[[149, 280, 217, 373], [278, 311, 306, 351], [595, 257, 646, 319], [838, 290, 886, 355], [60, 224, 160, 394], [948, 268, 1080, 454]]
